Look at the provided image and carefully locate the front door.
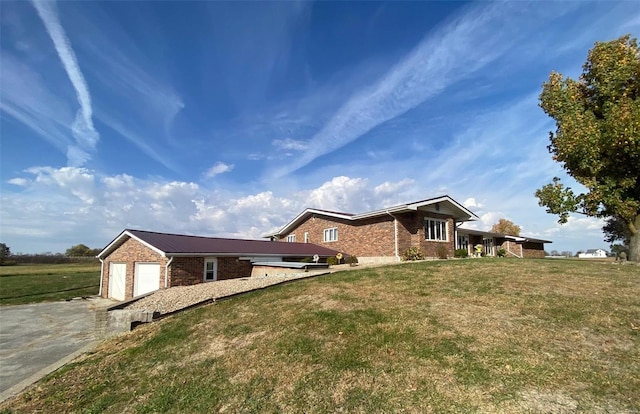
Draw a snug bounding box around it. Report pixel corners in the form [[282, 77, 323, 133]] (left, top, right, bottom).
[[204, 258, 218, 281]]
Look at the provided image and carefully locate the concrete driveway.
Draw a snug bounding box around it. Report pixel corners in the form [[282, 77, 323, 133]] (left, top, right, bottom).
[[0, 297, 114, 402]]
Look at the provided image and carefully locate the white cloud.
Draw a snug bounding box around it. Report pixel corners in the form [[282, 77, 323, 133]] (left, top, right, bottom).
[[463, 197, 482, 209], [7, 178, 29, 186], [0, 166, 612, 255], [31, 0, 99, 166], [272, 138, 308, 151], [204, 162, 234, 178]]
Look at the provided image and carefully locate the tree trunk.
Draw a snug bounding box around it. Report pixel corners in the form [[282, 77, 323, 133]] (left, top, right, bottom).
[[628, 214, 640, 262]]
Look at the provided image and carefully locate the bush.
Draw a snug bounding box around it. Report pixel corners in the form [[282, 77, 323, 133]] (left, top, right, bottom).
[[497, 248, 507, 257], [401, 247, 425, 261], [345, 255, 358, 266], [326, 256, 338, 266], [300, 257, 313, 263], [436, 244, 449, 259], [454, 249, 469, 258]]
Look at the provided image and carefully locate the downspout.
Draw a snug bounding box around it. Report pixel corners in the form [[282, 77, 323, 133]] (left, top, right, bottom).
[[164, 256, 174, 288], [98, 257, 104, 297], [386, 210, 400, 261]]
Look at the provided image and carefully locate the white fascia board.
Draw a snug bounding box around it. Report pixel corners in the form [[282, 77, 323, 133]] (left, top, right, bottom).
[[124, 231, 168, 257], [274, 208, 355, 236], [97, 229, 167, 259], [408, 196, 479, 221]]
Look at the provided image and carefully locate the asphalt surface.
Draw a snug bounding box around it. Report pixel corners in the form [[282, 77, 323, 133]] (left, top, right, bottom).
[[0, 297, 114, 402]]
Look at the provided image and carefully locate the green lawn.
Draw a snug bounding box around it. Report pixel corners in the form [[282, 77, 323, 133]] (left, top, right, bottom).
[[1, 259, 638, 413], [0, 264, 100, 306]]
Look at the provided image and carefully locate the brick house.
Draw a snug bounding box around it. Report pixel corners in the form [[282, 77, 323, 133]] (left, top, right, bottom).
[[268, 196, 551, 262], [455, 228, 550, 258], [97, 229, 339, 301], [267, 196, 479, 263]]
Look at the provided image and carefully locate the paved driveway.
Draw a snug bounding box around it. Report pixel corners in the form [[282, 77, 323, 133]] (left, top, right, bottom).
[[0, 298, 114, 401]]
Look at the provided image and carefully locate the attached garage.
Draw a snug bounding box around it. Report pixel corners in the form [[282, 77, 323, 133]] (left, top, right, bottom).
[[98, 229, 340, 301], [134, 263, 161, 297]]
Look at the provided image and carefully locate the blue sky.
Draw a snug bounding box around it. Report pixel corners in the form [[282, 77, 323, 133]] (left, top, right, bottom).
[[1, 1, 638, 254]]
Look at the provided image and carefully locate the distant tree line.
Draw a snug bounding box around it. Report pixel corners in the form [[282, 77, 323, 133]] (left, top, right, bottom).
[[0, 242, 101, 266]]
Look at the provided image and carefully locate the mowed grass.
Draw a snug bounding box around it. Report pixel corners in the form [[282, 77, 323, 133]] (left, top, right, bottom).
[[1, 259, 638, 413], [0, 264, 100, 306]]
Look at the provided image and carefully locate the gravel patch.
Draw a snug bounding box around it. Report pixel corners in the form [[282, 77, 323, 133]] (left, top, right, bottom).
[[124, 271, 330, 315]]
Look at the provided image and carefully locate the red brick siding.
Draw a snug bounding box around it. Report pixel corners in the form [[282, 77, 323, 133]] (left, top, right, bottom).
[[279, 215, 396, 257], [498, 241, 546, 258], [522, 242, 546, 258], [218, 257, 253, 280], [169, 257, 204, 286], [280, 211, 456, 259], [101, 237, 167, 300], [169, 256, 252, 285], [397, 211, 455, 258]]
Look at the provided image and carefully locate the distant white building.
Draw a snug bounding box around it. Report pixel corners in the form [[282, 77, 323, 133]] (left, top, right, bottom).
[[578, 248, 608, 258]]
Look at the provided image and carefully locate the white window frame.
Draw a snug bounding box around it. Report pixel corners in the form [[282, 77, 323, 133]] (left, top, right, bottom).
[[424, 218, 448, 242], [286, 234, 296, 242], [204, 257, 218, 282], [304, 232, 309, 243], [323, 227, 338, 242]]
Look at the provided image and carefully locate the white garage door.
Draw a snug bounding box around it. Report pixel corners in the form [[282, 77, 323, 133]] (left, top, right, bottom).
[[134, 263, 161, 297], [108, 263, 126, 301]]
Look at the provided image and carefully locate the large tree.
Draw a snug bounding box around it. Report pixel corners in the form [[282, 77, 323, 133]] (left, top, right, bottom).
[[490, 218, 521, 236], [535, 35, 640, 262]]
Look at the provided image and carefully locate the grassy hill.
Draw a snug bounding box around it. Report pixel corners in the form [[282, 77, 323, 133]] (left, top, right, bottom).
[[2, 259, 638, 413]]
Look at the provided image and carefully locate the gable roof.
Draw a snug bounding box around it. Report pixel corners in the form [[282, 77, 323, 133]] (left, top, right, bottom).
[[97, 229, 341, 259], [268, 195, 479, 238]]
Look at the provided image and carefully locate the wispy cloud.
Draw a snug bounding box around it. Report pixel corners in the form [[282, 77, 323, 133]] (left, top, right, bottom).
[[31, 0, 99, 166], [204, 162, 234, 178], [271, 3, 527, 178], [272, 138, 308, 151]]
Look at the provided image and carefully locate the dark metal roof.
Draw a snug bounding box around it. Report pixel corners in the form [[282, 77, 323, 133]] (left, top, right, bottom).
[[106, 229, 341, 257]]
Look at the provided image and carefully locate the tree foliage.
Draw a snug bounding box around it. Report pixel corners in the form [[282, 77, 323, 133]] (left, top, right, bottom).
[[603, 216, 631, 245], [65, 244, 100, 257], [490, 218, 521, 236], [535, 35, 640, 262], [0, 243, 11, 265]]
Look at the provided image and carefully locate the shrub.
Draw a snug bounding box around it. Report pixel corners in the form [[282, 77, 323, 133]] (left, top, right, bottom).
[[436, 244, 449, 259], [345, 255, 358, 266], [326, 256, 338, 266], [497, 248, 507, 258], [300, 257, 313, 263], [401, 247, 425, 261], [454, 248, 469, 258]]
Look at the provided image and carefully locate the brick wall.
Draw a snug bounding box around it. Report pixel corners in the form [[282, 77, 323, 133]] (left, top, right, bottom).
[[169, 257, 203, 286], [279, 210, 456, 259], [218, 257, 253, 280], [101, 237, 167, 300], [279, 215, 396, 257], [168, 256, 252, 286], [397, 211, 455, 258], [522, 242, 546, 258]]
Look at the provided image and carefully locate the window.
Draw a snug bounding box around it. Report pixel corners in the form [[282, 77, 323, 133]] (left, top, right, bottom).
[[304, 232, 309, 243], [204, 258, 217, 281], [424, 219, 447, 241], [286, 234, 296, 242], [323, 227, 338, 242], [457, 234, 469, 250]]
